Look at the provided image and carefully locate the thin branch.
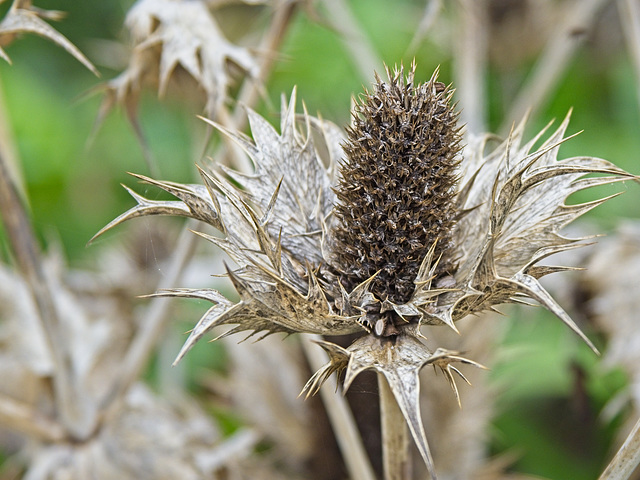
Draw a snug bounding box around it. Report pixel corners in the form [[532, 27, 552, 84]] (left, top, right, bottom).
[[405, 0, 442, 58], [499, 0, 610, 134], [196, 428, 261, 472], [0, 75, 25, 202], [231, 0, 298, 128], [453, 0, 488, 135], [301, 335, 377, 480], [599, 416, 640, 479], [200, 1, 299, 171], [98, 219, 199, 419]]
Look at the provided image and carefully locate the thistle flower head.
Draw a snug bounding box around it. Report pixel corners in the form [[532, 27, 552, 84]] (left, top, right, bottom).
[[97, 63, 636, 478], [331, 66, 461, 336]]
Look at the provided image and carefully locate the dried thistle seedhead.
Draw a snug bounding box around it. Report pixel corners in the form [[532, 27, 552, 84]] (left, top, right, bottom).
[[332, 66, 461, 308], [98, 64, 637, 479]]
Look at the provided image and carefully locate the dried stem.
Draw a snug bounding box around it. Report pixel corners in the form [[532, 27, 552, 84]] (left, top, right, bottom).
[[499, 0, 609, 134], [0, 148, 93, 438], [196, 427, 261, 472], [0, 394, 66, 443], [405, 0, 442, 57], [0, 75, 23, 199], [98, 219, 199, 419], [453, 0, 488, 135], [301, 335, 376, 480], [230, 0, 298, 131], [618, 0, 640, 116], [599, 416, 640, 479], [204, 1, 299, 170], [378, 374, 411, 480]]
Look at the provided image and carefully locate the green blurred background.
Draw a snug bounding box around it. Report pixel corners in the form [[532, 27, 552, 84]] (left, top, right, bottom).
[[0, 1, 638, 478]]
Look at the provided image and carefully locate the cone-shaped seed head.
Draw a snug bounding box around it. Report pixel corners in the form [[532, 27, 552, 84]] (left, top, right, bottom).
[[331, 65, 462, 304]]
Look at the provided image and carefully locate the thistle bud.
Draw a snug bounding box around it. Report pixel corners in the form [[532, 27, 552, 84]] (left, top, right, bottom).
[[331, 65, 462, 312]]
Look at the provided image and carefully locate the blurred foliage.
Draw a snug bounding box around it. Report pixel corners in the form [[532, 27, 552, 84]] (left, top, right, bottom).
[[0, 1, 639, 479], [490, 308, 629, 478]]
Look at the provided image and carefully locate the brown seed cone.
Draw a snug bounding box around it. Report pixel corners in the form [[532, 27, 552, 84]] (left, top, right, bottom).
[[331, 65, 463, 305]]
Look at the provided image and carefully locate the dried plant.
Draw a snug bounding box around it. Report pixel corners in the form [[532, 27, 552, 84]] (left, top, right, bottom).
[[0, 237, 244, 478], [96, 62, 635, 478], [572, 223, 640, 479], [96, 0, 258, 121], [3, 1, 640, 479], [0, 0, 97, 74]]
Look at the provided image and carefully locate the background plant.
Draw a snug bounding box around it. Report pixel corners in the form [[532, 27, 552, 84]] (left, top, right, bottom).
[[0, 0, 639, 479]]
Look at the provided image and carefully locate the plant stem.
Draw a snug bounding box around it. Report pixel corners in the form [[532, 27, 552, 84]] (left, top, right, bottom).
[[378, 373, 411, 480], [231, 0, 298, 129], [320, 0, 383, 81], [405, 0, 442, 57], [98, 220, 199, 419], [499, 0, 608, 134], [618, 0, 640, 117], [599, 416, 640, 480], [200, 1, 299, 168], [0, 148, 93, 438], [0, 394, 66, 443]]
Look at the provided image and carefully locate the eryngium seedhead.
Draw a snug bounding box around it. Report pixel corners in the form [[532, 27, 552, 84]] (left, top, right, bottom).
[[332, 67, 461, 305], [97, 62, 637, 480], [331, 66, 461, 338]]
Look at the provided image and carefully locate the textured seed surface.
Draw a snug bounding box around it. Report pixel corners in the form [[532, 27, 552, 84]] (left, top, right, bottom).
[[331, 66, 462, 304]]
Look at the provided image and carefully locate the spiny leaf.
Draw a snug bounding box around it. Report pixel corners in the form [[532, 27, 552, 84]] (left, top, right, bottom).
[[0, 0, 98, 75]]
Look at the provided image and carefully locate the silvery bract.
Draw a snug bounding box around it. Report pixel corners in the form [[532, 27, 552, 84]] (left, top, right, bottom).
[[0, 0, 96, 72], [97, 0, 258, 125], [97, 65, 635, 478]]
